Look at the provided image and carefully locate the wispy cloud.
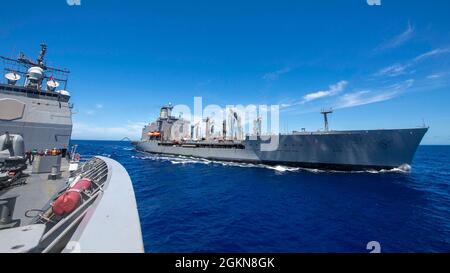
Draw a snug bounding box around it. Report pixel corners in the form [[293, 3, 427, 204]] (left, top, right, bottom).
[[426, 71, 450, 79], [374, 63, 409, 77], [280, 80, 348, 109], [282, 41, 449, 113], [375, 47, 450, 77], [96, 104, 103, 109], [336, 91, 396, 109], [302, 80, 348, 103], [335, 79, 415, 109], [377, 22, 414, 51], [427, 74, 442, 79], [414, 47, 450, 62], [262, 67, 292, 81], [281, 75, 445, 114]]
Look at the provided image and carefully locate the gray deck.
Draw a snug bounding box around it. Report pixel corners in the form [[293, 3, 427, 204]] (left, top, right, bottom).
[[1, 157, 144, 253], [0, 159, 70, 228]]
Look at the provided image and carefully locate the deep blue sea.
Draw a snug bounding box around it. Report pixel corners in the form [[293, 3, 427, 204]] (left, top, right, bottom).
[[72, 141, 450, 253]]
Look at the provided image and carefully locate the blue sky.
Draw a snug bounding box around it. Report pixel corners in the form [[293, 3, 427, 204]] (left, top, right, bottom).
[[1, 0, 450, 144]]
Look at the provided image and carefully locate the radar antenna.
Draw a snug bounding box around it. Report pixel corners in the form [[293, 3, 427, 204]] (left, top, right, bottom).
[[37, 43, 47, 66], [1, 44, 70, 89], [321, 108, 333, 132], [16, 43, 48, 69]]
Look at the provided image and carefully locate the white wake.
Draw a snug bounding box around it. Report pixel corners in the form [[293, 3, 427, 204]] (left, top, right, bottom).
[[131, 153, 411, 174]]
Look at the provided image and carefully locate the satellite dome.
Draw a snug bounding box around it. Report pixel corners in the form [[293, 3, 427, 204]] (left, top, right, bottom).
[[27, 67, 44, 81], [58, 90, 71, 97], [5, 72, 21, 85], [46, 80, 60, 91]]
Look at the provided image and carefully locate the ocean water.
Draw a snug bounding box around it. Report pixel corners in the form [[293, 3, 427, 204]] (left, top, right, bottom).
[[72, 141, 450, 253]]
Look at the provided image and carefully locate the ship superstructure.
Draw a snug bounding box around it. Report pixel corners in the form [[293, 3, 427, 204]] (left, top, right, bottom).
[[135, 104, 428, 171], [0, 44, 72, 152]]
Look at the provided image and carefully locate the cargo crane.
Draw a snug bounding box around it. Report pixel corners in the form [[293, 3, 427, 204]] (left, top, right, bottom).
[[227, 109, 243, 141], [253, 117, 262, 136]]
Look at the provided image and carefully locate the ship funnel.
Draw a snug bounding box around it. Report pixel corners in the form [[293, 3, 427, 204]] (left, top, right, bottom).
[[25, 66, 44, 88], [160, 104, 174, 119], [46, 79, 60, 92], [4, 72, 21, 85]]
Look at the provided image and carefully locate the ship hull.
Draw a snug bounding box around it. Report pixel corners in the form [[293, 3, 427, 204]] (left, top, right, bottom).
[[134, 128, 428, 171]]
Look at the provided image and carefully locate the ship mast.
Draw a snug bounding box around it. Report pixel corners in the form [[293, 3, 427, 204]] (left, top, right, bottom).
[[37, 43, 47, 66], [321, 108, 333, 132], [17, 43, 48, 69]]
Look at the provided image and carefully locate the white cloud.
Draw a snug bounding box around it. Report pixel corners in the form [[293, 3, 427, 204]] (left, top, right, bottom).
[[302, 80, 348, 103], [414, 47, 450, 62], [280, 76, 445, 115], [96, 104, 103, 109], [426, 72, 450, 79], [378, 22, 414, 51], [427, 74, 441, 79], [375, 47, 450, 78], [263, 67, 292, 81], [72, 121, 146, 140], [375, 63, 409, 77], [336, 90, 397, 109], [280, 80, 348, 109], [335, 79, 414, 109]]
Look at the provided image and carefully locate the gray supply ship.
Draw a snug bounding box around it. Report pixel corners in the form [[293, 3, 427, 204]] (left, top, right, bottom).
[[0, 45, 143, 253], [134, 104, 428, 171]]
